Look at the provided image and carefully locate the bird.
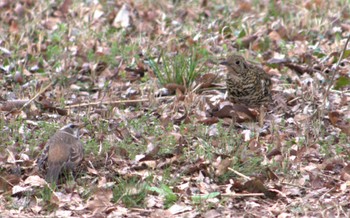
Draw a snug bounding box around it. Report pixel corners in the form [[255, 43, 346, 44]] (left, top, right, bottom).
[[37, 123, 84, 183], [220, 54, 272, 107]]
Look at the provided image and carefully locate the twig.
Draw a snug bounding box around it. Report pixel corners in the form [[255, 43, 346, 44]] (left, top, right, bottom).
[[221, 193, 265, 198], [280, 182, 311, 190], [228, 167, 251, 181], [21, 81, 53, 110], [323, 35, 350, 106], [64, 96, 174, 109], [0, 175, 15, 187], [5, 81, 53, 116]]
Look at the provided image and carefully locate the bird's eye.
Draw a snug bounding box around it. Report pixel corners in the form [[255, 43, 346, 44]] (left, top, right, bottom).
[[70, 124, 77, 128], [235, 61, 240, 65]]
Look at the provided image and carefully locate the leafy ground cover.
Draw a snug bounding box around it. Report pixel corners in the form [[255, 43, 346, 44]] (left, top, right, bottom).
[[0, 0, 350, 217]]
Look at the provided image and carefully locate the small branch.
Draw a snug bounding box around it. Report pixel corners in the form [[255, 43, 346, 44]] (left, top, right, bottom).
[[280, 182, 311, 190], [5, 81, 53, 115], [323, 35, 350, 106], [23, 81, 53, 110], [228, 167, 251, 181], [64, 96, 173, 109], [221, 193, 265, 198]]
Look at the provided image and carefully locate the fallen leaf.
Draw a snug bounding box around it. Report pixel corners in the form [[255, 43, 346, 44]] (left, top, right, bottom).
[[215, 157, 233, 176], [113, 3, 131, 28], [167, 203, 192, 215], [23, 175, 46, 187]]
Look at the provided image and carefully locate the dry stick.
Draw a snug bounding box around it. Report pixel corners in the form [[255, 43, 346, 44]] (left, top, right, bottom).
[[221, 193, 265, 198], [228, 167, 251, 181], [323, 35, 350, 106], [280, 182, 311, 190], [5, 81, 53, 116], [64, 96, 174, 109]]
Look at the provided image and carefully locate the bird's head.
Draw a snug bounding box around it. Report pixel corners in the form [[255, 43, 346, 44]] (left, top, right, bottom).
[[60, 123, 83, 138], [220, 54, 248, 76]]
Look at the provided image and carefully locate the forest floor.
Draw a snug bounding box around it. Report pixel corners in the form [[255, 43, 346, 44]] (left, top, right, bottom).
[[0, 0, 350, 217]]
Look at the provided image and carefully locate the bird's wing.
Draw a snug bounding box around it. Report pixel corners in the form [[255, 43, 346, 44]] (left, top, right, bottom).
[[67, 140, 84, 169], [37, 144, 50, 170]]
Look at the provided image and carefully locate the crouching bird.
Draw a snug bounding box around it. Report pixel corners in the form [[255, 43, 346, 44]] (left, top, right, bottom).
[[221, 54, 273, 125], [37, 123, 84, 183], [221, 54, 272, 107]]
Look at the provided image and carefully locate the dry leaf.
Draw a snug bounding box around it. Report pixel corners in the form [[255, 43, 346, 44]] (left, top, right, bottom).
[[113, 3, 131, 28], [215, 157, 233, 176]]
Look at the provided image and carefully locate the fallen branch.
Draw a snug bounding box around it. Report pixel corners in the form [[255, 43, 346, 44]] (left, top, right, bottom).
[[324, 34, 350, 106], [64, 96, 174, 109], [228, 167, 251, 181], [5, 81, 53, 116], [221, 193, 265, 198]]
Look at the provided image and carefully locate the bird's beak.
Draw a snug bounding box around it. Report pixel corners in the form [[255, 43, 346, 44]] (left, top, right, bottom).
[[220, 61, 229, 66], [76, 123, 84, 129]]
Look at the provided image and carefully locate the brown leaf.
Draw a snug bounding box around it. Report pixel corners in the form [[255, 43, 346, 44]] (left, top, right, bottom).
[[172, 106, 188, 125], [243, 179, 269, 193], [59, 0, 72, 15], [139, 144, 160, 162], [36, 99, 67, 115], [196, 73, 218, 89], [0, 174, 21, 192], [215, 158, 233, 176], [150, 209, 173, 218], [9, 20, 19, 34], [329, 111, 350, 135], [321, 158, 344, 173], [0, 100, 27, 111], [266, 148, 281, 160], [268, 30, 282, 41], [24, 175, 46, 187], [329, 111, 341, 126], [285, 63, 315, 75], [212, 104, 256, 122], [181, 159, 209, 175], [340, 23, 350, 32], [309, 173, 324, 189], [13, 71, 24, 84], [124, 65, 147, 77], [203, 209, 221, 218], [197, 117, 219, 125], [237, 35, 258, 48], [264, 167, 279, 181], [340, 164, 350, 181], [86, 188, 113, 214], [238, 1, 252, 12], [165, 83, 186, 94], [243, 179, 277, 198], [87, 167, 99, 175]]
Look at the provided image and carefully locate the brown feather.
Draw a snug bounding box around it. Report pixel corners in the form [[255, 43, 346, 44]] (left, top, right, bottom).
[[38, 124, 84, 183], [221, 54, 272, 107]]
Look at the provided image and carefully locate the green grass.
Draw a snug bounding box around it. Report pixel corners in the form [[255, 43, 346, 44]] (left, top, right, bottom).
[[112, 177, 148, 208], [1, 0, 349, 216], [149, 47, 209, 89], [148, 184, 178, 208]]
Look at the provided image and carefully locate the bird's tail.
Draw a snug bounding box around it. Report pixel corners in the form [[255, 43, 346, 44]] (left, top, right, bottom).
[[46, 164, 62, 183]]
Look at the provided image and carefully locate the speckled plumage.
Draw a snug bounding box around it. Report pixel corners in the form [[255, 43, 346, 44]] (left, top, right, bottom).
[[221, 54, 272, 107]]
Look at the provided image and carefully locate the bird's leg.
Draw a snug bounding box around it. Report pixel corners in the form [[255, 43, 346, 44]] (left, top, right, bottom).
[[230, 109, 238, 127], [258, 105, 266, 127]]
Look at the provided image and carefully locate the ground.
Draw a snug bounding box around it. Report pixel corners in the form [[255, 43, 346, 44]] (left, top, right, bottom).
[[0, 0, 350, 217]]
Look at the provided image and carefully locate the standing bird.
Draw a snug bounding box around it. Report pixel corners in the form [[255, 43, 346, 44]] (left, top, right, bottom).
[[221, 54, 272, 124], [37, 123, 84, 183]]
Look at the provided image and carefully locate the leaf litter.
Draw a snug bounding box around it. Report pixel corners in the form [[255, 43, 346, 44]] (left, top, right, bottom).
[[0, 0, 350, 217]]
